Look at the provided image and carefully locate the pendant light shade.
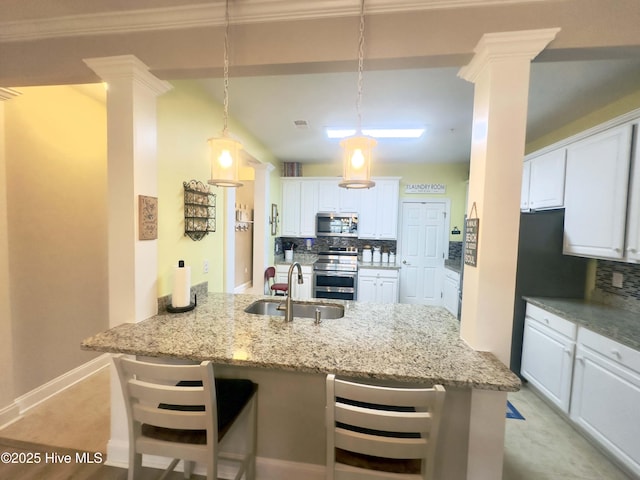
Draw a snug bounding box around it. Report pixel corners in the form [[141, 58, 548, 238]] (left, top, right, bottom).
[[207, 0, 243, 188], [339, 0, 375, 190], [207, 135, 243, 188], [339, 134, 376, 189]]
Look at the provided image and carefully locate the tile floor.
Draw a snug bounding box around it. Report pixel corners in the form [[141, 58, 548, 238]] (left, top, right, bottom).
[[0, 367, 633, 479], [504, 385, 632, 480]]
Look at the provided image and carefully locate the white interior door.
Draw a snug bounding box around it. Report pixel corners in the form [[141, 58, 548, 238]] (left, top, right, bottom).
[[399, 202, 446, 305]]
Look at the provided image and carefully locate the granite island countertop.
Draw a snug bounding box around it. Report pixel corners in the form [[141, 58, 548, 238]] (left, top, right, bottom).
[[524, 296, 640, 351], [82, 293, 520, 392]]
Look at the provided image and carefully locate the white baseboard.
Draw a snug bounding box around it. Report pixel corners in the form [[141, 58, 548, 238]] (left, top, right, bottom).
[[107, 445, 325, 480], [234, 281, 253, 294], [14, 353, 111, 415], [0, 401, 20, 430]]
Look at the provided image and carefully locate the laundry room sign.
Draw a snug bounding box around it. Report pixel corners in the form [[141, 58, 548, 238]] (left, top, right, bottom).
[[405, 183, 446, 194]]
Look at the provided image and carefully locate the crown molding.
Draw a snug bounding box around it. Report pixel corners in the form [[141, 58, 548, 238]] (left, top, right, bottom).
[[0, 0, 553, 43], [0, 88, 22, 101]]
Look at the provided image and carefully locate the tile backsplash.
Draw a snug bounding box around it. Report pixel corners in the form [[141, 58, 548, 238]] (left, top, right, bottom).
[[593, 260, 640, 313], [278, 237, 397, 255]]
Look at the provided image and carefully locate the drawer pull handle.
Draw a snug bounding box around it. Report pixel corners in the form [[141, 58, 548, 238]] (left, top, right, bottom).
[[611, 349, 621, 358], [564, 348, 572, 355], [544, 317, 550, 324], [576, 356, 584, 363]]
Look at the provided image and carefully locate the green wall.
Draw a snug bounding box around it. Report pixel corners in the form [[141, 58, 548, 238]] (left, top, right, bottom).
[[157, 80, 281, 296]]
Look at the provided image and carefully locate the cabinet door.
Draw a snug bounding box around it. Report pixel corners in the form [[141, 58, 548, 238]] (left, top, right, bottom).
[[317, 181, 339, 212], [357, 274, 377, 303], [378, 275, 398, 304], [571, 343, 640, 477], [625, 122, 640, 263], [564, 125, 632, 259], [299, 181, 318, 236], [521, 317, 574, 412], [520, 159, 531, 212], [442, 273, 459, 316], [377, 180, 399, 239], [281, 181, 301, 236], [358, 179, 399, 240], [528, 149, 566, 210], [339, 187, 361, 213], [358, 187, 378, 239]]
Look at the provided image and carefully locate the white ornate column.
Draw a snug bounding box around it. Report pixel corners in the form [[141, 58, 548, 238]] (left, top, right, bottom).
[[0, 87, 21, 427], [458, 29, 559, 480], [84, 55, 172, 325], [83, 55, 172, 466]]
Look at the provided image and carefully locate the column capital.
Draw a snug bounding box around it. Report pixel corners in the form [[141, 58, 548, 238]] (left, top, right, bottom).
[[0, 87, 21, 101], [83, 55, 172, 96], [459, 28, 561, 83]]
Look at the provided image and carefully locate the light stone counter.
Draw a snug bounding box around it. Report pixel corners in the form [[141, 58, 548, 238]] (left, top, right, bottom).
[[82, 293, 519, 392], [524, 296, 640, 351]]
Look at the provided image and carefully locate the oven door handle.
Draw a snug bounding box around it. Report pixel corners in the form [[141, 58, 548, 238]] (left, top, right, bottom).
[[314, 271, 357, 278]]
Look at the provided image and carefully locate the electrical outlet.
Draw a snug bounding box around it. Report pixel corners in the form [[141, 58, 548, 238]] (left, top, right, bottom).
[[612, 272, 623, 288], [203, 259, 209, 274]]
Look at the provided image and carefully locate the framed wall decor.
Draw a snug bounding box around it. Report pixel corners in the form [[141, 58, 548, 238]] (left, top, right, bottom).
[[270, 204, 279, 236], [138, 195, 158, 240]]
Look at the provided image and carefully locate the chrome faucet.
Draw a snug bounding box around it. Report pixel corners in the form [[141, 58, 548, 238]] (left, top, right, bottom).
[[278, 262, 303, 322]]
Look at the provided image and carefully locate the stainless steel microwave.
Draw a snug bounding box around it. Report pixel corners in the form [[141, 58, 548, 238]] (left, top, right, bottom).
[[316, 212, 358, 237]]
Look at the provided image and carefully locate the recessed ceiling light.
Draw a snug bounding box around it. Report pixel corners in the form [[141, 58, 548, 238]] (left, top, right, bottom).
[[326, 128, 425, 139], [293, 120, 309, 129]]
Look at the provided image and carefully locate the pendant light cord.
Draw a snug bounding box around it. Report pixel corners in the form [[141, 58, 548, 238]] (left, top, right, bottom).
[[355, 0, 366, 134], [222, 0, 230, 136]]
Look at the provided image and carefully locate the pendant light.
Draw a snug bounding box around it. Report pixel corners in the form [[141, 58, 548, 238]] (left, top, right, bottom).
[[339, 0, 376, 190], [208, 0, 243, 188]]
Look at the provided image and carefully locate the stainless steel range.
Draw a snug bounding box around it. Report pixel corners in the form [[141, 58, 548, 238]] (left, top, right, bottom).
[[313, 247, 358, 301]]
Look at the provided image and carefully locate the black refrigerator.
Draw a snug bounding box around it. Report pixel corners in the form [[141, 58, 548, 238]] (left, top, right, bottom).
[[510, 209, 588, 378]]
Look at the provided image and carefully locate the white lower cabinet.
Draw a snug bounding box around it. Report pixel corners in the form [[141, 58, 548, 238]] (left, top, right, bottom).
[[521, 303, 576, 413], [357, 269, 399, 304], [571, 328, 640, 477], [275, 264, 313, 300], [442, 268, 459, 316]]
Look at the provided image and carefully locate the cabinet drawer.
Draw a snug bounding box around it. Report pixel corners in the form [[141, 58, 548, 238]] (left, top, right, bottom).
[[526, 303, 577, 340], [359, 268, 399, 280], [577, 328, 640, 374], [444, 268, 460, 281]]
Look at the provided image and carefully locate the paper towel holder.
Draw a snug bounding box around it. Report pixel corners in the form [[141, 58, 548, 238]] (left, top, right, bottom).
[[167, 260, 197, 313], [167, 293, 197, 313]]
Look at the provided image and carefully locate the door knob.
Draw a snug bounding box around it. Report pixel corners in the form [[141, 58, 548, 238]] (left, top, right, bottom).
[[402, 260, 410, 265]]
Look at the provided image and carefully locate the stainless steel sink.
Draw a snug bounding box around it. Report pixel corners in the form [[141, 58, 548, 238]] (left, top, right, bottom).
[[244, 299, 344, 319]]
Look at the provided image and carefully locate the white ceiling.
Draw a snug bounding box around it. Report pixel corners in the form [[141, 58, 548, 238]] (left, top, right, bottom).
[[197, 57, 640, 164], [3, 0, 640, 165]]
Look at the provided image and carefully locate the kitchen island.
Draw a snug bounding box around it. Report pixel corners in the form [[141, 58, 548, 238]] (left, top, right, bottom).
[[82, 293, 520, 480]]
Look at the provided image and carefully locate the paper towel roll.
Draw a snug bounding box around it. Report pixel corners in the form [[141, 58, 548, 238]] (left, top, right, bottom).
[[172, 264, 191, 308]]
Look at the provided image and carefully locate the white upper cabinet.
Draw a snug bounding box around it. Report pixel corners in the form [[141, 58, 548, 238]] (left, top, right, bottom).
[[529, 148, 566, 210], [358, 179, 400, 240], [317, 181, 339, 212], [563, 124, 633, 260], [317, 180, 361, 213], [281, 179, 318, 237], [521, 148, 566, 212], [625, 122, 640, 263], [282, 177, 399, 239], [520, 159, 531, 211]]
